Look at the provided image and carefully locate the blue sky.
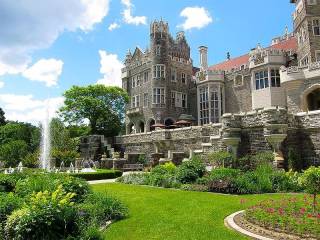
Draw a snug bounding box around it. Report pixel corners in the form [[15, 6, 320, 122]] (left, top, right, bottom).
[[0, 0, 295, 124]]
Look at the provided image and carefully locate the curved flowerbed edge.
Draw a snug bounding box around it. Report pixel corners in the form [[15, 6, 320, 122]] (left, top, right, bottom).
[[224, 210, 274, 240]]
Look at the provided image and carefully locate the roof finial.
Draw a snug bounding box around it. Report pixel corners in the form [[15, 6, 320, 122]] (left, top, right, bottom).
[[227, 52, 231, 60]]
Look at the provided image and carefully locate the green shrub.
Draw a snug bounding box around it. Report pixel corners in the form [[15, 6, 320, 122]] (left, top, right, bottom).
[[116, 173, 149, 185], [147, 165, 180, 188], [78, 192, 128, 224], [79, 224, 104, 240], [204, 168, 241, 193], [5, 186, 78, 240], [270, 170, 302, 192], [176, 157, 206, 184], [0, 193, 24, 238], [237, 155, 252, 171], [0, 140, 29, 167], [233, 165, 273, 194], [71, 169, 122, 181], [15, 174, 91, 202], [162, 162, 176, 173], [0, 174, 19, 192], [207, 151, 235, 168], [137, 154, 147, 165], [251, 151, 274, 168]]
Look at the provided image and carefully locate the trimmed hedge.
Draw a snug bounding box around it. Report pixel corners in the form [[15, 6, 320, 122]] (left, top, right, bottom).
[[71, 169, 122, 181]]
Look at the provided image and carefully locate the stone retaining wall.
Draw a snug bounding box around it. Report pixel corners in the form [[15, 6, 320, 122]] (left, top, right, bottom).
[[115, 108, 320, 167]]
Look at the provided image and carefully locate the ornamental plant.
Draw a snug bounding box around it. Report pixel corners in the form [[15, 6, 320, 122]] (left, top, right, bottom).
[[299, 166, 320, 212], [245, 196, 320, 238]]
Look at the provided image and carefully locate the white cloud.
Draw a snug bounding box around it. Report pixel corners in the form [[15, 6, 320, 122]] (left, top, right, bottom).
[[0, 0, 110, 76], [0, 81, 4, 89], [108, 22, 120, 31], [121, 0, 147, 25], [0, 94, 64, 124], [22, 59, 63, 87], [97, 50, 123, 87], [178, 7, 213, 30]]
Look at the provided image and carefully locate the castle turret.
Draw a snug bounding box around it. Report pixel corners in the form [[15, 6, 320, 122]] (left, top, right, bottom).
[[199, 46, 208, 71]]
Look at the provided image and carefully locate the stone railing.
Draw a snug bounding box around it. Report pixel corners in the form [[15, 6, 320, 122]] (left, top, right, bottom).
[[126, 107, 143, 116], [116, 124, 222, 144]]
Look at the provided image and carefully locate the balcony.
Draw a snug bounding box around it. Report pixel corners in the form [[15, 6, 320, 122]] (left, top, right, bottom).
[[126, 107, 143, 116], [280, 62, 320, 84]]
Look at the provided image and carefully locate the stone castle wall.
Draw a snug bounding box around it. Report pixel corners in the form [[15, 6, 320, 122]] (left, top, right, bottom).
[[115, 108, 320, 167]]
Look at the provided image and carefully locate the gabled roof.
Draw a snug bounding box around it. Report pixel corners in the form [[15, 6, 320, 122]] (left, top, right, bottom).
[[208, 36, 297, 71], [132, 47, 143, 60]]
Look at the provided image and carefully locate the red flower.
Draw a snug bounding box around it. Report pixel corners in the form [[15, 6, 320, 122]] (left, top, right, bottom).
[[307, 213, 313, 218], [317, 214, 320, 219], [300, 208, 306, 214], [278, 208, 284, 215]]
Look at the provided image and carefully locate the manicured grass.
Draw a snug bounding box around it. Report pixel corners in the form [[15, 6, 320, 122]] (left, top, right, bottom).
[[93, 183, 299, 240]]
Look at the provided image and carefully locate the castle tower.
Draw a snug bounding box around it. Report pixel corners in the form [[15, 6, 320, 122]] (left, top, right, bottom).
[[291, 0, 320, 64]]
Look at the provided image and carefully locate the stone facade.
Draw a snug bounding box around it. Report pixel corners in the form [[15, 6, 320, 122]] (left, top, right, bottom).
[[115, 1, 320, 167]]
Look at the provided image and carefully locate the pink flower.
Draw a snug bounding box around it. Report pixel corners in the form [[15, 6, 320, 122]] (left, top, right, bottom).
[[267, 208, 275, 214], [300, 208, 306, 214], [278, 208, 284, 215]]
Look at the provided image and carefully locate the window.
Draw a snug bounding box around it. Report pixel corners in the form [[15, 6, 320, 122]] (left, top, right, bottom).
[[153, 65, 165, 78], [270, 69, 281, 87], [176, 92, 182, 107], [171, 91, 176, 107], [182, 93, 187, 108], [181, 72, 186, 84], [240, 64, 245, 70], [153, 88, 165, 104], [143, 93, 148, 107], [313, 19, 320, 36], [156, 45, 161, 56], [316, 50, 320, 62], [131, 95, 140, 108], [255, 70, 269, 90], [199, 87, 209, 125], [136, 75, 141, 86], [131, 76, 136, 88], [143, 71, 149, 83], [171, 68, 176, 82], [300, 55, 309, 66], [131, 96, 136, 108], [234, 75, 243, 86], [210, 89, 219, 123]]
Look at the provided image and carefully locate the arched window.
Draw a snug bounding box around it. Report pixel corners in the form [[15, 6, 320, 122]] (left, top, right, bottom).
[[307, 88, 320, 111]]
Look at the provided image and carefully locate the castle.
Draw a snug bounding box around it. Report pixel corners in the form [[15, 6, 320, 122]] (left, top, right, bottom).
[[115, 0, 320, 167]]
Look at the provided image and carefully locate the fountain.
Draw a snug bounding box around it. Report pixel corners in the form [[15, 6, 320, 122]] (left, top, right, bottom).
[[40, 103, 51, 170]]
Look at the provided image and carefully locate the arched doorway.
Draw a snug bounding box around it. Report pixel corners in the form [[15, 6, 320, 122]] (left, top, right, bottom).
[[148, 119, 155, 132], [138, 121, 145, 133], [164, 118, 174, 128], [307, 89, 320, 111], [127, 122, 135, 134], [301, 84, 320, 111]]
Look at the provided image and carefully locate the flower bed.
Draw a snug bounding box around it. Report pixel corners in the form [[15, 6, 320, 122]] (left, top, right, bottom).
[[244, 196, 320, 239]]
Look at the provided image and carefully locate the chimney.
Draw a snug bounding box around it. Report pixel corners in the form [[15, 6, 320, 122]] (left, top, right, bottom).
[[199, 46, 208, 70]]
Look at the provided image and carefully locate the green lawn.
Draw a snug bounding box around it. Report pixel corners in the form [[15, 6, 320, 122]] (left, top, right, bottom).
[[93, 183, 297, 240]]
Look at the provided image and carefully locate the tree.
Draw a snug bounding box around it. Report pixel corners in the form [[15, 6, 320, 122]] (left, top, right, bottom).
[[0, 122, 40, 152], [50, 118, 79, 167], [208, 151, 235, 168], [59, 85, 128, 136], [0, 140, 29, 167], [0, 107, 6, 126], [299, 166, 320, 213]]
